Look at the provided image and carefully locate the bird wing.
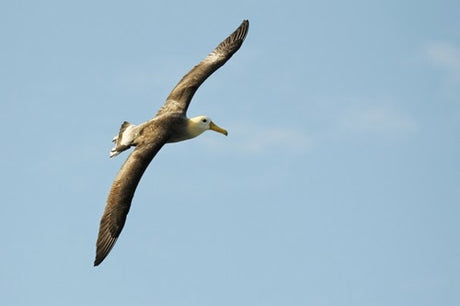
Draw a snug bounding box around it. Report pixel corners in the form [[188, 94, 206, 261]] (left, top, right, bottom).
[[155, 20, 249, 116], [94, 131, 168, 266]]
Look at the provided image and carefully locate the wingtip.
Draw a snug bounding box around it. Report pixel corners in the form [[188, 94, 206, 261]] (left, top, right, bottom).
[[238, 20, 249, 41], [93, 257, 101, 266], [94, 254, 103, 266]]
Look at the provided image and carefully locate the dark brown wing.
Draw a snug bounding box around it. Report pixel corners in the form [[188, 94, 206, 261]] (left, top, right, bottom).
[[94, 133, 168, 266], [155, 20, 249, 116]]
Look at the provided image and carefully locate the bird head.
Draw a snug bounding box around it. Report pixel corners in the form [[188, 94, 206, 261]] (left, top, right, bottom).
[[189, 116, 228, 138]]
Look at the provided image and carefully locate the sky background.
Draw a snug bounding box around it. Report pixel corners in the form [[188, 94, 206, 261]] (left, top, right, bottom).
[[1, 0, 459, 305]]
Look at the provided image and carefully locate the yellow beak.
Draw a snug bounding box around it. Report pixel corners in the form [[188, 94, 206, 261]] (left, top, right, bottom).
[[209, 121, 228, 136]]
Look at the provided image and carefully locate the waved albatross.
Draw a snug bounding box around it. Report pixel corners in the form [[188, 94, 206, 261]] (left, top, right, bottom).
[[94, 20, 249, 266]]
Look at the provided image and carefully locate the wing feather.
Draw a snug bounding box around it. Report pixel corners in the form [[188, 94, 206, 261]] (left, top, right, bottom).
[[94, 138, 166, 266], [156, 20, 249, 116]]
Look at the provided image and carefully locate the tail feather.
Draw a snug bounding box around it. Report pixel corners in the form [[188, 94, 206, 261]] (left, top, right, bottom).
[[110, 121, 136, 158]]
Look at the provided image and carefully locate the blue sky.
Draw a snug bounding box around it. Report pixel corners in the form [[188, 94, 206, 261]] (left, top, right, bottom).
[[1, 0, 459, 305]]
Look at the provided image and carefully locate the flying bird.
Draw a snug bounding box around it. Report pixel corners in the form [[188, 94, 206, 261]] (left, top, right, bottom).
[[94, 20, 249, 266]]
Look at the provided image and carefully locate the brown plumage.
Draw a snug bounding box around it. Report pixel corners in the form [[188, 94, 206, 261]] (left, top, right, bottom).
[[94, 20, 249, 266]]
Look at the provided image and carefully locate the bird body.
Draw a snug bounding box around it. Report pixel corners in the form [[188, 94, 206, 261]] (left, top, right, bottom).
[[94, 20, 249, 266]]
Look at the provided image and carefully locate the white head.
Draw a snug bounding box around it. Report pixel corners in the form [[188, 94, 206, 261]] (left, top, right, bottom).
[[189, 116, 228, 138]]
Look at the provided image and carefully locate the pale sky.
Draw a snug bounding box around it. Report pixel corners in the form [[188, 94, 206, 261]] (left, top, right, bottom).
[[1, 1, 459, 305]]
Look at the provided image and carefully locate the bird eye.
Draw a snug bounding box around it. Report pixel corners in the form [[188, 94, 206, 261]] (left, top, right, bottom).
[[202, 118, 207, 123]]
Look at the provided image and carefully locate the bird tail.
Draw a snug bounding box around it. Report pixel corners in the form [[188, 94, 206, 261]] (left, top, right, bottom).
[[110, 121, 136, 158]]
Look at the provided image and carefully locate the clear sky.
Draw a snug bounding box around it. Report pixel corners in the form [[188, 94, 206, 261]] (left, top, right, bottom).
[[1, 0, 459, 305]]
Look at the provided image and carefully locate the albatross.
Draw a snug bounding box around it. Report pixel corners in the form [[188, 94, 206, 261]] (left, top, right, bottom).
[[94, 20, 249, 266]]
